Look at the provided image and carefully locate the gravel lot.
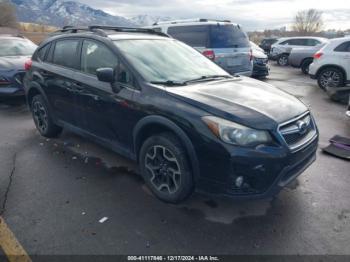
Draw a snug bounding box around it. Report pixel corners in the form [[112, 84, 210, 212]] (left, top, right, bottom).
[[0, 64, 349, 256]]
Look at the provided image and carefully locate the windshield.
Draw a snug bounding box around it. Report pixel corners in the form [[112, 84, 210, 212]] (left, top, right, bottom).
[[209, 25, 250, 48], [114, 39, 229, 84], [0, 39, 37, 57]]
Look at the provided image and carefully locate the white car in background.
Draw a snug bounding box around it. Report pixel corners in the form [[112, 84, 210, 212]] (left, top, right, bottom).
[[309, 37, 350, 102], [270, 36, 328, 66]]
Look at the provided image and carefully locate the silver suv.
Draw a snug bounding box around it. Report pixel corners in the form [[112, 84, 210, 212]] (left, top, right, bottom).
[[148, 19, 253, 76], [270, 36, 328, 66]]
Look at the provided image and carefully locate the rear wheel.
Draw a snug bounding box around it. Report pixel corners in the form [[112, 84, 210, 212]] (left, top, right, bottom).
[[301, 59, 313, 74], [317, 67, 345, 90], [277, 54, 289, 66], [31, 95, 62, 138], [139, 132, 193, 203]]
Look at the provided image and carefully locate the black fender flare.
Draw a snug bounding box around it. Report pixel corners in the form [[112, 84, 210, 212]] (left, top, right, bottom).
[[133, 115, 200, 181]]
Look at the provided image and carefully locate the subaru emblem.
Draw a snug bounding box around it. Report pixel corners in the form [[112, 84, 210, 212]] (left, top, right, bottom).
[[297, 120, 308, 135]]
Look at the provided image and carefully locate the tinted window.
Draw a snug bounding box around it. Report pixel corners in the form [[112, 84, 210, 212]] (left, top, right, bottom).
[[209, 24, 250, 48], [81, 40, 118, 75], [53, 40, 80, 69], [305, 39, 321, 46], [118, 63, 134, 86], [35, 44, 50, 62], [288, 39, 305, 46], [167, 26, 209, 47], [334, 41, 350, 52]]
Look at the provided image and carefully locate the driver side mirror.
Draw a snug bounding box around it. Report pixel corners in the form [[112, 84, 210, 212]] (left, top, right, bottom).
[[96, 68, 115, 83]]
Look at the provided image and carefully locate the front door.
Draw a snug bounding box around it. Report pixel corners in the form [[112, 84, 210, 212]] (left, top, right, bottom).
[[74, 39, 137, 153]]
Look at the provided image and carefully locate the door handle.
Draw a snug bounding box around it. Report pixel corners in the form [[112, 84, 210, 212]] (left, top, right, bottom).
[[41, 70, 52, 77]]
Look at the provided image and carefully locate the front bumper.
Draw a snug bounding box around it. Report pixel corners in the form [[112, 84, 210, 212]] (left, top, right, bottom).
[[252, 63, 269, 78], [195, 134, 318, 199], [0, 86, 25, 97]]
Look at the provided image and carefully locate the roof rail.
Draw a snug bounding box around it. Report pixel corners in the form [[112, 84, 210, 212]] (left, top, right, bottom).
[[88, 25, 169, 37], [51, 25, 169, 38], [153, 18, 232, 26]]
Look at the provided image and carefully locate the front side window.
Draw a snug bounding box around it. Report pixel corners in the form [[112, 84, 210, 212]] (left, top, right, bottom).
[[52, 40, 80, 69], [81, 40, 118, 75], [114, 39, 228, 84], [0, 39, 37, 57]]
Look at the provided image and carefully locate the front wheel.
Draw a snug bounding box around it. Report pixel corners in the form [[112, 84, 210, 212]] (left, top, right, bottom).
[[277, 54, 289, 66], [139, 133, 194, 203]]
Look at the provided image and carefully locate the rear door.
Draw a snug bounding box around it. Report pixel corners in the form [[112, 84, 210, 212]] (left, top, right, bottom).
[[334, 41, 350, 81], [41, 39, 81, 126]]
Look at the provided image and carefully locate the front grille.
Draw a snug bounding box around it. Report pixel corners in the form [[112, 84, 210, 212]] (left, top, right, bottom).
[[254, 58, 268, 65], [279, 113, 317, 151]]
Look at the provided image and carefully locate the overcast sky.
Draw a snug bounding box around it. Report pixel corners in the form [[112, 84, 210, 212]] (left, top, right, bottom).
[[77, 0, 350, 31]]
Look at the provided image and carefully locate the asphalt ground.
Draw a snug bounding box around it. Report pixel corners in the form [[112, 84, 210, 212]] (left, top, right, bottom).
[[0, 64, 349, 259]]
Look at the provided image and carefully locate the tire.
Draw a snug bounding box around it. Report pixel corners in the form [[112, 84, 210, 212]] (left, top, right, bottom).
[[317, 67, 345, 91], [301, 59, 313, 74], [277, 54, 289, 66], [31, 95, 63, 138], [139, 132, 193, 203]]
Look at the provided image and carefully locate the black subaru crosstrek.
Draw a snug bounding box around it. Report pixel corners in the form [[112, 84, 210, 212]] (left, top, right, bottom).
[[24, 26, 318, 203]]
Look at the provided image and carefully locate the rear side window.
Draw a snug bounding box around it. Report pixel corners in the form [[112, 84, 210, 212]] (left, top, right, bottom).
[[35, 43, 50, 62], [209, 24, 250, 48], [167, 25, 209, 47], [334, 41, 350, 52], [305, 39, 321, 46], [52, 40, 80, 69], [81, 40, 118, 75], [288, 39, 304, 46]]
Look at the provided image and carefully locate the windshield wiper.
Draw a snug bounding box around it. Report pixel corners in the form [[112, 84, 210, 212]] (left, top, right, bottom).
[[184, 75, 233, 85], [150, 80, 186, 86]]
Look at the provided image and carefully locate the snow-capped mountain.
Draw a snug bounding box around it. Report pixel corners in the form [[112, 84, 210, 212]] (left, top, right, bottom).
[[130, 15, 174, 27], [11, 0, 137, 27]]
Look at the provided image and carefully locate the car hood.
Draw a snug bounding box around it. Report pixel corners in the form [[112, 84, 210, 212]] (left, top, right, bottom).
[[0, 56, 30, 71], [166, 77, 308, 130], [253, 49, 267, 59]]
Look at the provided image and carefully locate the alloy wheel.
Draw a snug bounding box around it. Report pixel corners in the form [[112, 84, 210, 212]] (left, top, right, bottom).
[[278, 55, 288, 66], [145, 145, 181, 195], [33, 101, 48, 133], [320, 70, 341, 89]]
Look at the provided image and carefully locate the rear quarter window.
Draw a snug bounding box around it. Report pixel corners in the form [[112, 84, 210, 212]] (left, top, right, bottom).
[[334, 41, 350, 52], [34, 43, 50, 62], [167, 25, 209, 47]]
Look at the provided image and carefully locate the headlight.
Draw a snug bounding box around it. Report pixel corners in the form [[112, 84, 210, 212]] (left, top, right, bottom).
[[202, 116, 272, 147], [0, 76, 10, 85]]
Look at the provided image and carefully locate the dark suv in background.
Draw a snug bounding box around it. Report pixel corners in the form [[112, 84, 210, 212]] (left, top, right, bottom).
[[24, 26, 318, 203]]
